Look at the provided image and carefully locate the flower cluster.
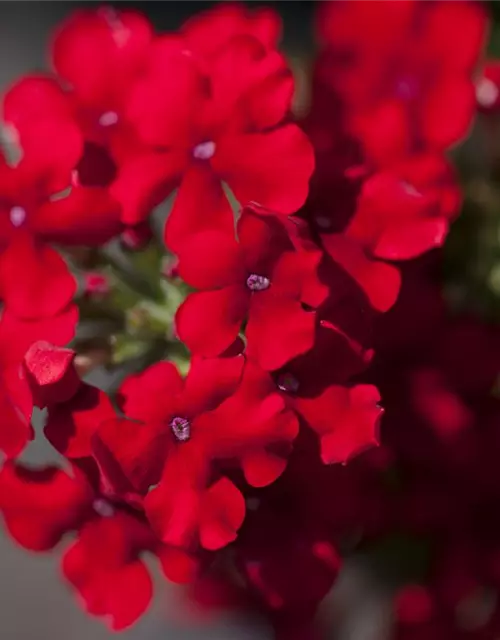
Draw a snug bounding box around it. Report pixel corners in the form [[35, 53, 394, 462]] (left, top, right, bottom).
[[0, 2, 492, 638]]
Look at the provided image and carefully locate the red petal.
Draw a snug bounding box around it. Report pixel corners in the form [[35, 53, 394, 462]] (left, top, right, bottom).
[[3, 74, 72, 128], [374, 218, 449, 261], [176, 229, 245, 290], [157, 545, 199, 584], [182, 3, 281, 58], [0, 462, 93, 551], [93, 418, 169, 495], [0, 236, 77, 319], [0, 382, 33, 458], [14, 118, 83, 193], [0, 306, 78, 367], [62, 516, 153, 630], [201, 363, 298, 464], [175, 286, 249, 358], [45, 383, 116, 458], [296, 384, 382, 465], [118, 361, 183, 423], [237, 209, 291, 274], [206, 35, 289, 128], [111, 151, 185, 225], [34, 186, 122, 246], [420, 1, 488, 73], [240, 444, 290, 488], [239, 64, 294, 130], [126, 36, 205, 146], [183, 355, 245, 415], [246, 293, 316, 371], [199, 477, 245, 551], [164, 163, 235, 255], [52, 8, 153, 110], [420, 77, 476, 150], [145, 445, 206, 548], [322, 234, 401, 312], [350, 100, 411, 167], [23, 341, 80, 408], [214, 124, 315, 214]]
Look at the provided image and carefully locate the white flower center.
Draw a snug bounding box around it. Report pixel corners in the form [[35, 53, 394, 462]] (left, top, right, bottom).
[[193, 141, 216, 160], [170, 416, 191, 442], [400, 181, 422, 197], [99, 111, 119, 127], [246, 274, 270, 291], [93, 498, 115, 518], [476, 77, 499, 107], [9, 206, 26, 227]]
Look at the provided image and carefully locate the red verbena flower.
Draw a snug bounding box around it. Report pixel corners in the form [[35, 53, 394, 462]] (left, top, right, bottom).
[[176, 207, 325, 370], [112, 29, 314, 250], [317, 0, 487, 165]]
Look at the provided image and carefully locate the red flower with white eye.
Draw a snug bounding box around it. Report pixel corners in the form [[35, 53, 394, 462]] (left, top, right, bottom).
[[5, 7, 153, 174], [0, 459, 197, 629], [92, 357, 298, 550], [176, 209, 325, 370], [317, 0, 487, 165], [112, 31, 314, 249], [313, 153, 461, 311]]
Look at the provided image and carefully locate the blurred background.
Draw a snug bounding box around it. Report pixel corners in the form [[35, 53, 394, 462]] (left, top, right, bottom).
[[2, 2, 500, 639]]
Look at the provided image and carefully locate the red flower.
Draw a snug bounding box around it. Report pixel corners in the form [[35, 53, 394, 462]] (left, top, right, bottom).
[[112, 31, 314, 248], [342, 154, 461, 261], [291, 384, 382, 465], [176, 209, 324, 370], [51, 7, 153, 137], [2, 79, 123, 241], [317, 0, 487, 164], [93, 357, 297, 549], [0, 459, 195, 629], [311, 154, 460, 310]]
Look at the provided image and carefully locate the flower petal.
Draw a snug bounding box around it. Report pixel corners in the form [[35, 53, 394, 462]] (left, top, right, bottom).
[[165, 163, 236, 255], [0, 462, 93, 551], [62, 515, 153, 630], [420, 77, 476, 150], [246, 293, 316, 371], [23, 341, 80, 408], [118, 361, 183, 423], [176, 229, 245, 290], [199, 477, 246, 551], [214, 124, 315, 214], [126, 35, 205, 146], [0, 306, 78, 367], [0, 236, 77, 319], [111, 151, 185, 225], [34, 186, 122, 246], [295, 384, 383, 465], [175, 286, 249, 358], [45, 383, 116, 458], [322, 234, 401, 312], [183, 355, 245, 416], [52, 8, 153, 109], [93, 418, 169, 495]]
